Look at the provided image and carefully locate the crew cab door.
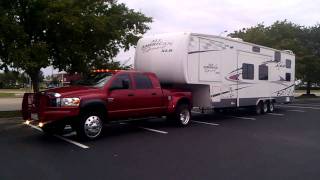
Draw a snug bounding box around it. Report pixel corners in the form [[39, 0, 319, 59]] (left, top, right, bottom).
[[132, 73, 164, 117], [107, 73, 136, 119]]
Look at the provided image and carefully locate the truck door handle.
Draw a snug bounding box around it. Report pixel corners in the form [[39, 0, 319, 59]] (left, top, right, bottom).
[[128, 94, 134, 97], [151, 93, 157, 95]]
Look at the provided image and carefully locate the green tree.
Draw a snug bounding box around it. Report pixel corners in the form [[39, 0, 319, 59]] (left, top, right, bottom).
[[230, 20, 320, 94], [0, 0, 152, 92]]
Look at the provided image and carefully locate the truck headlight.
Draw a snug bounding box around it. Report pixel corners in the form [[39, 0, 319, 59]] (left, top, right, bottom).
[[61, 98, 80, 107]]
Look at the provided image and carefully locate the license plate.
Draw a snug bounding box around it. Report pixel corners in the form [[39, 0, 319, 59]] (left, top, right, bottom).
[[31, 113, 38, 120]]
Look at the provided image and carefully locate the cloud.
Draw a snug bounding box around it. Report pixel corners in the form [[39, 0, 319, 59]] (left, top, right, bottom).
[[43, 0, 319, 74], [115, 0, 320, 65]]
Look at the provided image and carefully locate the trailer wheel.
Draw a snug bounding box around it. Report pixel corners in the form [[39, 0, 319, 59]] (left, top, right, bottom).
[[255, 102, 263, 115], [268, 101, 275, 112], [262, 101, 268, 114], [76, 112, 104, 140], [173, 104, 191, 126]]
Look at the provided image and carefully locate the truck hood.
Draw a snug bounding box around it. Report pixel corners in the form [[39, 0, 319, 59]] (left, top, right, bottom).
[[45, 86, 102, 97]]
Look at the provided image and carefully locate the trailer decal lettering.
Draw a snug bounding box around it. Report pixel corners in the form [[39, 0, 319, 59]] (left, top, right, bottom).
[[141, 39, 173, 53], [203, 64, 219, 73]]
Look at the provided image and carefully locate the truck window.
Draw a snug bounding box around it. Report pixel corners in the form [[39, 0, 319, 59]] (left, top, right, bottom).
[[285, 73, 291, 81], [110, 74, 131, 90], [242, 63, 254, 80], [134, 74, 153, 89], [259, 65, 268, 80]]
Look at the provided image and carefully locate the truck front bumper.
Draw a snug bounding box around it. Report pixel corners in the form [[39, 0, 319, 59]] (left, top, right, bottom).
[[25, 108, 79, 127]]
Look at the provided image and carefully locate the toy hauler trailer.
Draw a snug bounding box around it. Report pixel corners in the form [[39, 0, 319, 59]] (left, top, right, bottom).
[[134, 32, 295, 113]]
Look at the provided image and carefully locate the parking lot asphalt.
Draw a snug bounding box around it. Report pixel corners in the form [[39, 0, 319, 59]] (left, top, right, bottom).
[[1, 99, 320, 180]]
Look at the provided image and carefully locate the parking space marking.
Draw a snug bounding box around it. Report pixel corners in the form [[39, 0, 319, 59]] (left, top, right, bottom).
[[267, 113, 284, 116], [277, 105, 320, 110], [63, 131, 77, 137], [53, 135, 89, 149], [287, 109, 306, 113], [191, 111, 203, 114], [192, 120, 219, 126], [292, 103, 320, 107], [119, 122, 168, 134], [24, 123, 89, 149], [137, 126, 168, 134], [228, 116, 256, 121]]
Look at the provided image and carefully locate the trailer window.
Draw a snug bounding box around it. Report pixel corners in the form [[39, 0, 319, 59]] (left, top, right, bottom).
[[242, 63, 254, 80], [275, 51, 281, 62], [286, 59, 291, 68], [252, 46, 260, 53], [259, 65, 268, 80], [134, 74, 153, 89], [285, 73, 291, 81]]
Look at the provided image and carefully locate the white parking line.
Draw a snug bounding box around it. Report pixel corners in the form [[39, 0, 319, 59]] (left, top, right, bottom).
[[228, 116, 256, 121], [53, 135, 89, 149], [192, 120, 219, 126], [267, 113, 284, 116], [287, 109, 306, 112], [24, 123, 89, 149], [119, 122, 168, 134], [277, 105, 320, 110], [63, 131, 77, 137], [292, 103, 320, 107], [137, 127, 168, 134], [191, 111, 202, 114]]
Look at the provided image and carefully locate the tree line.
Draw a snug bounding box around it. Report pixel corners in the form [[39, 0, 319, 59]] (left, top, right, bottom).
[[0, 1, 319, 94], [0, 0, 152, 92], [230, 20, 320, 94]]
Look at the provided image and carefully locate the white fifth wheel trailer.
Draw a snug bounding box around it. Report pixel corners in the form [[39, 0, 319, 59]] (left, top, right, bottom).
[[134, 32, 295, 113]]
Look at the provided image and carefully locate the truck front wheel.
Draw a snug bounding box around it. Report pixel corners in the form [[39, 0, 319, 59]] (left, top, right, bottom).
[[172, 104, 191, 126], [76, 112, 104, 140]]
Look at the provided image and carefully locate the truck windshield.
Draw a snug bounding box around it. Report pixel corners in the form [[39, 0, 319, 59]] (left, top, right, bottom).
[[76, 72, 113, 88]]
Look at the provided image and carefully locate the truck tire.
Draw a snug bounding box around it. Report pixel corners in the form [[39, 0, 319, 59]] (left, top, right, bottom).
[[267, 101, 275, 112], [173, 104, 191, 126], [76, 112, 104, 140]]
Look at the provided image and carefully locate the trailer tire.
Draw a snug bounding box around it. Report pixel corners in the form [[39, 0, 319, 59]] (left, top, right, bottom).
[[255, 102, 263, 115], [76, 112, 104, 140], [173, 104, 191, 126], [267, 101, 275, 113], [262, 101, 268, 114]]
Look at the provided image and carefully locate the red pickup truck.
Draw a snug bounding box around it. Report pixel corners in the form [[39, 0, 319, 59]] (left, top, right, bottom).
[[22, 70, 192, 140]]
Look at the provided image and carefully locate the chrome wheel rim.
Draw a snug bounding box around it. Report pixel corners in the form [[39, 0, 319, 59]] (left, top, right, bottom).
[[84, 116, 102, 138], [180, 109, 190, 125]]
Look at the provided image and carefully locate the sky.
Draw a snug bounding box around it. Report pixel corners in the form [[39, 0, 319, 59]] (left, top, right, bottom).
[[43, 0, 320, 75]]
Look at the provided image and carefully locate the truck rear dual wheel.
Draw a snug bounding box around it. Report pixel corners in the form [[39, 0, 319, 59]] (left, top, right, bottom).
[[76, 112, 104, 140], [172, 104, 191, 126]]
